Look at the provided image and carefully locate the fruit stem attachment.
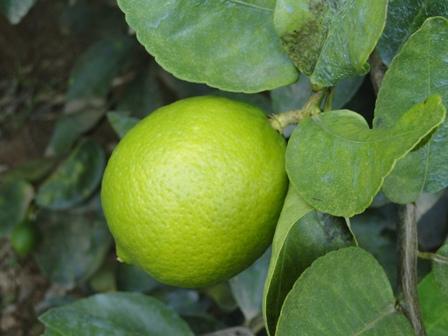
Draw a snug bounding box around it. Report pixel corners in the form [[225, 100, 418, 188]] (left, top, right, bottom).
[[398, 203, 427, 336], [269, 90, 326, 133]]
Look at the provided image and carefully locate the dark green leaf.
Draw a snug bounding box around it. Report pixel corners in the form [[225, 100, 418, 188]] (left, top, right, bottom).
[[204, 282, 237, 313], [116, 263, 160, 293], [154, 288, 207, 316], [286, 96, 446, 217], [37, 140, 105, 210], [351, 205, 399, 286], [0, 0, 36, 24], [417, 192, 448, 250], [274, 0, 387, 88], [0, 179, 33, 237], [376, 17, 448, 203], [117, 65, 164, 118], [377, 0, 448, 65], [117, 0, 297, 93], [1, 158, 55, 182], [229, 248, 270, 322], [277, 247, 414, 335], [271, 75, 364, 113], [67, 36, 135, 101], [263, 186, 352, 335], [107, 112, 139, 139], [45, 104, 105, 156], [433, 243, 448, 295], [34, 208, 111, 286], [418, 272, 448, 335], [39, 292, 194, 336]]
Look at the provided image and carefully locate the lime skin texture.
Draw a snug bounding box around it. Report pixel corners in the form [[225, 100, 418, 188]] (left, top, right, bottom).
[[101, 96, 288, 288]]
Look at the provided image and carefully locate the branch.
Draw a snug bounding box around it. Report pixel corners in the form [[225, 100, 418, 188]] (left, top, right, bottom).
[[398, 204, 426, 336], [269, 91, 325, 133]]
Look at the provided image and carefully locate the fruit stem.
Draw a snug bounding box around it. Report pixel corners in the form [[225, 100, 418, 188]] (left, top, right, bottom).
[[398, 203, 427, 336], [269, 90, 326, 133]]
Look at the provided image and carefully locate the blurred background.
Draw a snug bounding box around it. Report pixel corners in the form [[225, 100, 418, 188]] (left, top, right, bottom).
[[0, 1, 447, 335]]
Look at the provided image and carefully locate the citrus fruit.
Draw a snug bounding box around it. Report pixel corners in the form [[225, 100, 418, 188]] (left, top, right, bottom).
[[101, 96, 287, 288], [11, 221, 38, 257]]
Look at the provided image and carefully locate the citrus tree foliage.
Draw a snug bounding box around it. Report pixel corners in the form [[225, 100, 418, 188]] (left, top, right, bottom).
[[1, 1, 447, 336]]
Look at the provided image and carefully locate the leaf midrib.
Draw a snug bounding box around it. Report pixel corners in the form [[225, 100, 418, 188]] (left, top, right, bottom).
[[228, 0, 273, 11], [352, 303, 397, 335]]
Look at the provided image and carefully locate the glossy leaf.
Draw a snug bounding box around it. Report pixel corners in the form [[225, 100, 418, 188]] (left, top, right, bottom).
[[263, 186, 352, 335], [34, 209, 111, 286], [229, 248, 270, 322], [39, 292, 194, 336], [377, 0, 448, 65], [286, 95, 446, 217], [0, 0, 36, 24], [67, 36, 135, 101], [376, 17, 448, 203], [274, 0, 387, 88], [433, 243, 448, 295], [419, 272, 448, 335], [277, 247, 414, 335], [0, 179, 33, 237], [107, 112, 139, 139], [45, 105, 105, 156], [117, 0, 297, 93], [37, 140, 105, 210]]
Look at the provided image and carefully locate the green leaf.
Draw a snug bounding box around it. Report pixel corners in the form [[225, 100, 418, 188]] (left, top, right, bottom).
[[419, 272, 448, 335], [37, 140, 105, 210], [45, 104, 105, 156], [433, 243, 448, 295], [375, 17, 448, 204], [117, 65, 164, 118], [67, 36, 135, 101], [286, 95, 446, 217], [0, 0, 36, 24], [263, 186, 352, 335], [154, 288, 206, 317], [274, 0, 387, 88], [277, 247, 414, 335], [1, 158, 55, 182], [39, 292, 194, 336], [117, 0, 297, 93], [351, 205, 399, 287], [34, 208, 111, 286], [116, 264, 160, 293], [0, 179, 33, 237], [416, 192, 448, 250], [204, 282, 237, 313], [271, 75, 364, 113], [229, 248, 270, 322], [107, 112, 139, 139], [377, 0, 448, 65]]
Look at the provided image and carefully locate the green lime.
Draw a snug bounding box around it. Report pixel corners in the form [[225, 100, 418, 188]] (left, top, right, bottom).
[[11, 222, 37, 257], [101, 96, 287, 287]]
